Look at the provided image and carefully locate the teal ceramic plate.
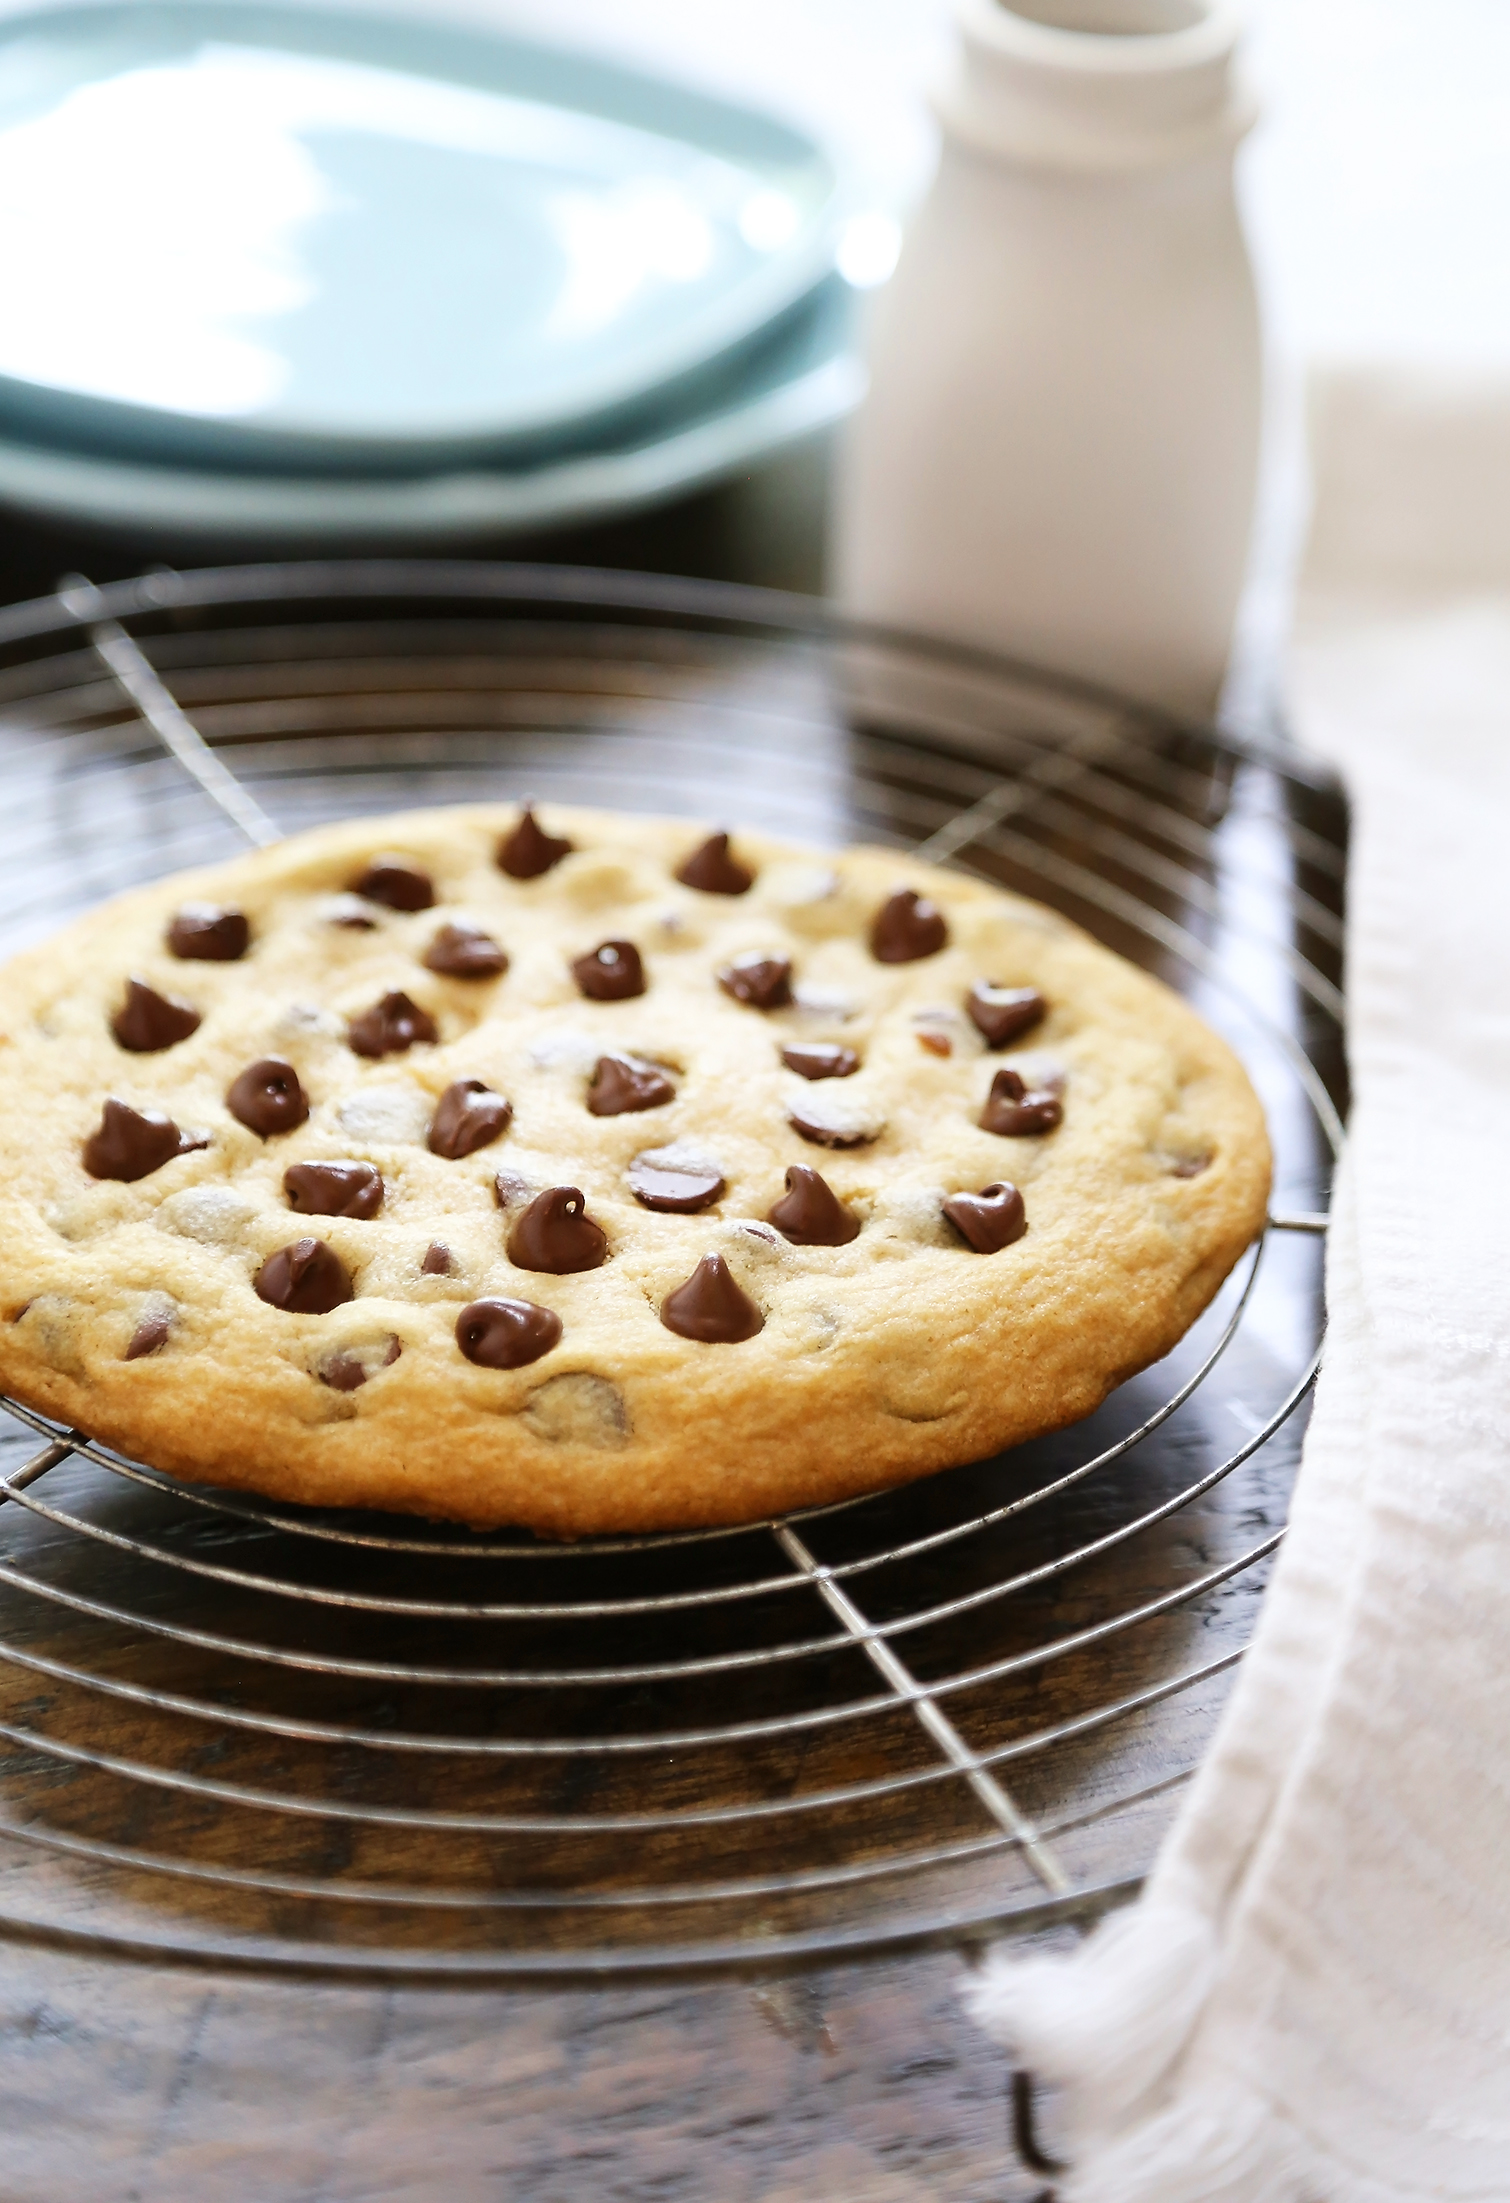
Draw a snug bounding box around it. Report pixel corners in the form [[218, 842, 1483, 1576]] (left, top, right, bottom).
[[0, 273, 863, 544], [0, 0, 843, 470]]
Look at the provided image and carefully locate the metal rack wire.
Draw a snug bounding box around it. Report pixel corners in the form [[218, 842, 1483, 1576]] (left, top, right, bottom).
[[0, 563, 1343, 1980]]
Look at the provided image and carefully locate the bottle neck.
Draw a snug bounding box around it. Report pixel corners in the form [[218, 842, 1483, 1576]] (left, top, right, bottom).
[[936, 0, 1255, 174]]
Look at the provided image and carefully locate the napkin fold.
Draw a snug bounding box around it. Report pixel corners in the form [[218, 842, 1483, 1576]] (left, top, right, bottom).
[[969, 364, 1510, 2200]]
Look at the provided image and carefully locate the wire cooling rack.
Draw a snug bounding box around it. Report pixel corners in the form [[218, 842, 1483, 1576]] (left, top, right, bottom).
[[0, 562, 1344, 1981]]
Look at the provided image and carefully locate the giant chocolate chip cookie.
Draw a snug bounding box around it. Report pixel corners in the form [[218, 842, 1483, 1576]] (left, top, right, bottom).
[[0, 804, 1270, 1532]]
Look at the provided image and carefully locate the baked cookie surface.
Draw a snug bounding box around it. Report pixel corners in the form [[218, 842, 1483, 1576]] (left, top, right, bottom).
[[0, 803, 1270, 1533]]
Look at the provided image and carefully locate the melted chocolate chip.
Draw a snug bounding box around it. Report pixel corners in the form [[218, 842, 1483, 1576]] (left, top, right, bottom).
[[350, 857, 434, 912], [767, 1164, 861, 1246], [980, 1067, 1063, 1137], [507, 1186, 608, 1274], [124, 1312, 170, 1360], [284, 1160, 384, 1219], [870, 887, 948, 963], [456, 1297, 562, 1368], [719, 953, 793, 1011], [968, 982, 1047, 1049], [943, 1182, 1027, 1253], [627, 1150, 725, 1212], [167, 902, 249, 961], [227, 1057, 310, 1138], [254, 1237, 353, 1314], [587, 1055, 675, 1117], [429, 1078, 512, 1159], [498, 805, 572, 879], [660, 1253, 764, 1343], [572, 939, 645, 1001], [348, 990, 438, 1058], [111, 978, 201, 1053], [676, 831, 753, 895], [421, 1240, 452, 1275], [781, 1041, 860, 1081], [423, 923, 509, 979], [83, 1098, 204, 1181], [323, 1336, 401, 1391]]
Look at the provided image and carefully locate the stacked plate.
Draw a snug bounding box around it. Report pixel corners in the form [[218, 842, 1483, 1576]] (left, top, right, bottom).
[[0, 1, 870, 541]]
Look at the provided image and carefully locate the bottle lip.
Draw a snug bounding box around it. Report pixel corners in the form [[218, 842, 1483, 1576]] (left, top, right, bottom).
[[959, 0, 1244, 78], [940, 0, 1255, 172]]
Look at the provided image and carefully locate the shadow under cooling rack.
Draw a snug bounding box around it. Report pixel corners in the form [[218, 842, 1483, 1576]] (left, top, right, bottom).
[[0, 562, 1344, 1979]]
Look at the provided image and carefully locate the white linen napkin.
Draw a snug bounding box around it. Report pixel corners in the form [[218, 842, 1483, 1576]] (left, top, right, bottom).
[[968, 365, 1510, 2200]]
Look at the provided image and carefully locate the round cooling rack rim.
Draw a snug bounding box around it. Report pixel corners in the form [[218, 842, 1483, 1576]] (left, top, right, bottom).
[[0, 559, 1343, 1977], [0, 557, 1341, 794], [0, 1871, 1149, 1985]]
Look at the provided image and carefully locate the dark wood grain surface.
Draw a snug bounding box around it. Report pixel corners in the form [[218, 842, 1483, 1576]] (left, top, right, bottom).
[[0, 1934, 1078, 2201]]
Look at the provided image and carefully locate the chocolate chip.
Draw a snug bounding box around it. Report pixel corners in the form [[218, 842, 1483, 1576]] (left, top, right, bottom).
[[227, 1057, 310, 1137], [124, 1312, 170, 1359], [660, 1253, 763, 1343], [350, 857, 434, 911], [870, 887, 948, 963], [284, 1160, 384, 1218], [1167, 1150, 1212, 1179], [676, 831, 753, 895], [326, 896, 378, 930], [788, 1103, 879, 1149], [348, 990, 438, 1058], [781, 1042, 860, 1081], [493, 1171, 531, 1210], [323, 1336, 401, 1391], [943, 1182, 1027, 1252], [980, 1067, 1063, 1136], [111, 978, 201, 1053], [167, 902, 249, 961], [83, 1098, 204, 1181], [423, 923, 508, 979], [968, 982, 1047, 1048], [767, 1164, 860, 1246], [587, 1055, 675, 1117], [719, 953, 792, 1010], [523, 1370, 628, 1447], [507, 1186, 608, 1274], [254, 1237, 353, 1314], [498, 805, 572, 879], [429, 1078, 512, 1158], [628, 1150, 725, 1212], [572, 939, 645, 1001], [456, 1297, 562, 1368], [421, 1240, 452, 1275]]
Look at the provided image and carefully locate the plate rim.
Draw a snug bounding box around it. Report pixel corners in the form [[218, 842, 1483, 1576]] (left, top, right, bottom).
[[0, 0, 850, 466], [0, 288, 864, 543]]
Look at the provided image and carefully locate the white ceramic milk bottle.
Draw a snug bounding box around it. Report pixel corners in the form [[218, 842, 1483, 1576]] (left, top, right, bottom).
[[833, 0, 1260, 720]]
